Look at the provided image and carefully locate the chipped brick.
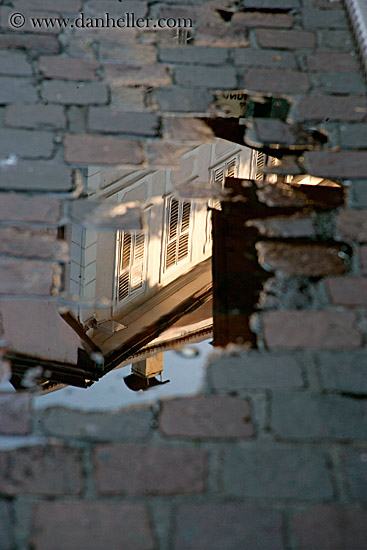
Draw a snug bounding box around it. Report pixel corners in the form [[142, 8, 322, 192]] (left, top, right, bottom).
[[233, 11, 294, 28], [0, 258, 60, 296]]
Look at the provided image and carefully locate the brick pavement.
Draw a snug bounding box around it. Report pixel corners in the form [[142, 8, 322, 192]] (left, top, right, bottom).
[[0, 0, 366, 547]]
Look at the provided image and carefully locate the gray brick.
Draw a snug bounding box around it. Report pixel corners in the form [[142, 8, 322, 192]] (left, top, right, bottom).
[[318, 352, 367, 394], [0, 501, 12, 550], [160, 46, 228, 65], [297, 96, 366, 121], [5, 104, 66, 129], [40, 406, 153, 441], [340, 124, 367, 149], [340, 448, 367, 503], [243, 0, 299, 6], [222, 444, 333, 499], [174, 503, 283, 550], [0, 227, 68, 261], [271, 392, 367, 440], [233, 48, 297, 69], [307, 53, 359, 72], [311, 73, 366, 94], [208, 353, 304, 390], [0, 34, 60, 54], [349, 181, 367, 208], [320, 30, 353, 51], [0, 161, 73, 191], [64, 134, 144, 166], [243, 69, 310, 93], [303, 8, 348, 28], [88, 108, 159, 136], [175, 65, 236, 89], [255, 29, 316, 49], [42, 80, 108, 105], [0, 128, 54, 159], [0, 51, 32, 76], [304, 151, 367, 179], [154, 87, 213, 113], [290, 505, 367, 550], [0, 77, 37, 103]]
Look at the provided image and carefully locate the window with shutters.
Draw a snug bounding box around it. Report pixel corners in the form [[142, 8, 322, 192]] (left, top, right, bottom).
[[164, 196, 192, 272], [251, 151, 279, 183], [116, 231, 146, 303], [205, 156, 238, 249]]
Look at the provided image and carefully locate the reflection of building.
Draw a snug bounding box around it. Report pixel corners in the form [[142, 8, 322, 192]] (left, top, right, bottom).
[[3, 139, 253, 393]]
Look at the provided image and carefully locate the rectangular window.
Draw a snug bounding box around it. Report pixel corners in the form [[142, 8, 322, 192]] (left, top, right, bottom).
[[116, 231, 146, 302], [165, 197, 192, 271]]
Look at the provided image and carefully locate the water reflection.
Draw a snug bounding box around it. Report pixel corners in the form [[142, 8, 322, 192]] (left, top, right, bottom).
[[2, 138, 254, 397]]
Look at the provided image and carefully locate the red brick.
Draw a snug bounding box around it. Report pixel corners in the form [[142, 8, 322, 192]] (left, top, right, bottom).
[[5, 104, 66, 129], [336, 210, 367, 242], [307, 52, 359, 72], [31, 501, 154, 550], [233, 11, 294, 28], [159, 396, 254, 439], [304, 151, 367, 179], [39, 56, 100, 81], [174, 503, 283, 550], [256, 29, 316, 49], [297, 95, 366, 121], [326, 277, 367, 306], [64, 134, 144, 166], [360, 246, 367, 274], [0, 258, 60, 296], [0, 33, 60, 53], [0, 194, 61, 222], [291, 505, 367, 550], [244, 69, 309, 93], [256, 242, 346, 275], [263, 311, 362, 349], [88, 108, 159, 136], [0, 393, 31, 435], [94, 444, 207, 495], [104, 63, 171, 86], [0, 446, 83, 496]]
